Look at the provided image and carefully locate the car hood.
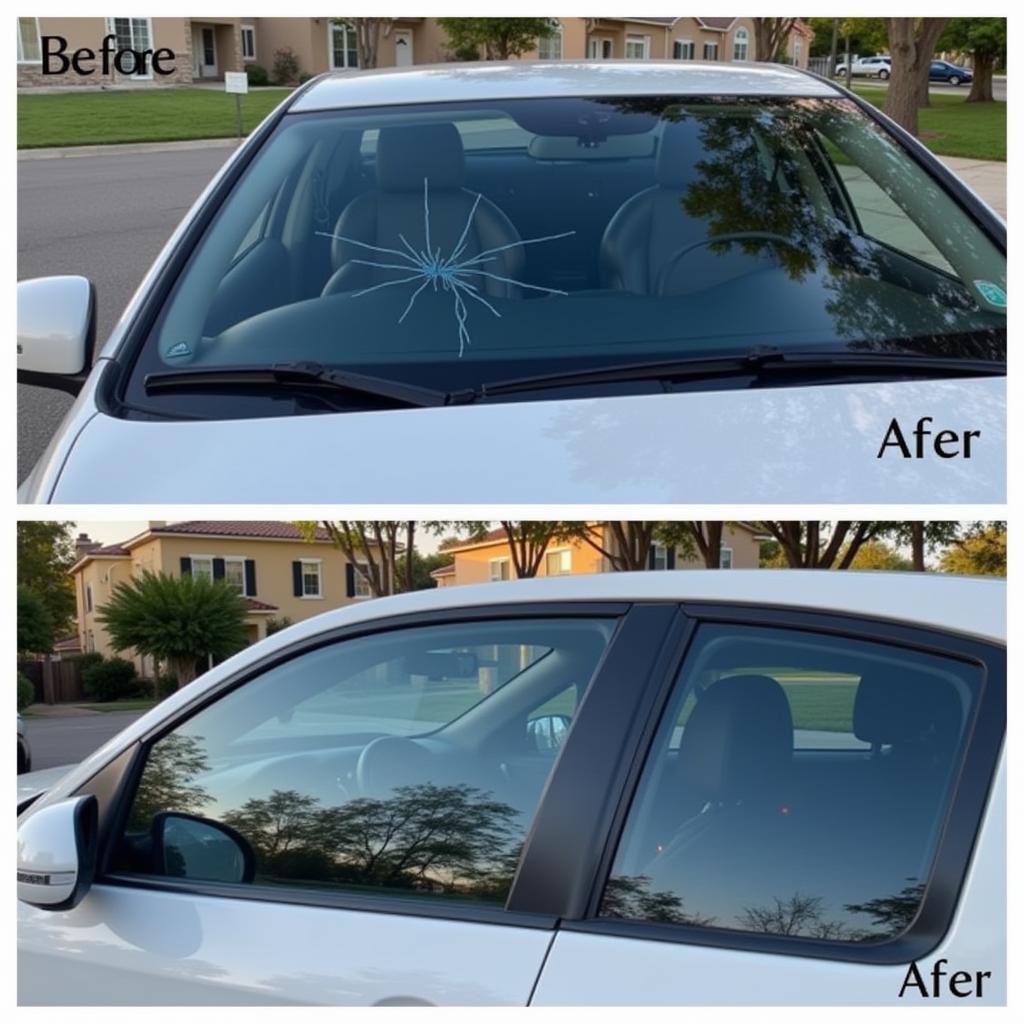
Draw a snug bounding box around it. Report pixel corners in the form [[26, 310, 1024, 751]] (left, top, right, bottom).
[[43, 377, 1004, 503], [18, 764, 76, 806]]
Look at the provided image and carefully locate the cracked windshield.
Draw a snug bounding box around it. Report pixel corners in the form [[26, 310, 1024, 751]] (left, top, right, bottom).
[[139, 95, 1005, 413]]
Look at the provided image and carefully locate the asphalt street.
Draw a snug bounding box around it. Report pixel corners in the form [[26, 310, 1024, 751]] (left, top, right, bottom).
[[23, 710, 146, 770], [17, 142, 237, 482]]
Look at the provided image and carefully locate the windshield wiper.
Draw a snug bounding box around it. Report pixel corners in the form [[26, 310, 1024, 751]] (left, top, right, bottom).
[[145, 361, 462, 409], [478, 346, 1006, 398]]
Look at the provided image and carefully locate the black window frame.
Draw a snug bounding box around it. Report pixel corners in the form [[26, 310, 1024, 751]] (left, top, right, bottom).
[[556, 600, 1005, 966], [72, 599, 682, 933]]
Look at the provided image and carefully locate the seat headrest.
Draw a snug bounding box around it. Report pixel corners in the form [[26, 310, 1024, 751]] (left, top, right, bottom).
[[676, 674, 792, 802], [656, 118, 702, 188], [853, 671, 964, 749], [376, 123, 465, 193]]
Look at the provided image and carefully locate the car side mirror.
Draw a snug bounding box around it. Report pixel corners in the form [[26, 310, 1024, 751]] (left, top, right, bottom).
[[151, 812, 255, 884], [17, 795, 98, 910], [17, 275, 96, 395], [527, 713, 571, 752]]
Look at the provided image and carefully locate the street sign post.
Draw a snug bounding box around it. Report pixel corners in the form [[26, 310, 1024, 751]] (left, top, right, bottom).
[[224, 71, 249, 140]]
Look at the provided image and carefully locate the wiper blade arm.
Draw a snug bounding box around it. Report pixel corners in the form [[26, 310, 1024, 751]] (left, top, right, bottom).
[[145, 361, 459, 409], [480, 346, 1005, 397]]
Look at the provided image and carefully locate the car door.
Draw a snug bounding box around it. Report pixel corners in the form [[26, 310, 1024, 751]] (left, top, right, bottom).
[[18, 602, 680, 1006], [531, 603, 1006, 1005]]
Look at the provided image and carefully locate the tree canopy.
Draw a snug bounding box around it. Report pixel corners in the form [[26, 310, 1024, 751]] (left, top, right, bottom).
[[437, 18, 555, 60], [17, 521, 77, 637], [18, 586, 55, 655]]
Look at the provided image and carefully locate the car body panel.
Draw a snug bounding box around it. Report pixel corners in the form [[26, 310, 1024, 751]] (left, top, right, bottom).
[[531, 754, 1005, 1005], [32, 376, 1006, 503], [18, 764, 75, 804], [18, 885, 553, 1005]]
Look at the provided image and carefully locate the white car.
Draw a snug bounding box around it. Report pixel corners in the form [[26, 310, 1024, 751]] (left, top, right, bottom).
[[18, 571, 1006, 1005], [835, 55, 892, 79], [18, 62, 1006, 503]]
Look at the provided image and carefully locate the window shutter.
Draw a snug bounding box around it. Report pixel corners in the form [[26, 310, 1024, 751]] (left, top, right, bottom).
[[647, 545, 656, 570], [180, 556, 192, 576], [292, 561, 303, 597], [667, 547, 676, 570], [245, 559, 257, 596], [345, 563, 356, 598], [212, 557, 226, 580]]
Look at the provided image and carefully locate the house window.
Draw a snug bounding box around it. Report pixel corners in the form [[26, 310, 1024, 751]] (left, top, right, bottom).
[[793, 40, 803, 65], [330, 21, 359, 69], [588, 37, 613, 59], [241, 24, 256, 62], [649, 543, 669, 571], [733, 27, 749, 61], [17, 18, 41, 63], [703, 41, 719, 61], [85, 583, 93, 613], [352, 562, 372, 599], [105, 18, 153, 78], [545, 549, 572, 576], [489, 558, 511, 582], [673, 39, 694, 60], [625, 34, 650, 60], [719, 546, 734, 569], [301, 560, 322, 597], [190, 556, 214, 583], [224, 557, 246, 596], [538, 19, 562, 60]]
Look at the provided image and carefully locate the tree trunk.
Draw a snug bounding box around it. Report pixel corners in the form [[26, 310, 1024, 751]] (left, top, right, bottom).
[[883, 18, 949, 135], [910, 522, 926, 571], [828, 20, 838, 77], [967, 52, 995, 102], [687, 522, 724, 568], [170, 655, 197, 688]]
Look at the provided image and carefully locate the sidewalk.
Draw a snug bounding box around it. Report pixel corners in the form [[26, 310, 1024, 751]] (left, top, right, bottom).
[[939, 156, 1006, 218]]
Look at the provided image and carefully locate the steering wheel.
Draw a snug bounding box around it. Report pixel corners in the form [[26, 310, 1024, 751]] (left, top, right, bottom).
[[355, 735, 434, 798], [655, 232, 800, 295]]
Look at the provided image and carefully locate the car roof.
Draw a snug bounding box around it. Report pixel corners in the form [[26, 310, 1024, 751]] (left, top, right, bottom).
[[291, 60, 841, 113]]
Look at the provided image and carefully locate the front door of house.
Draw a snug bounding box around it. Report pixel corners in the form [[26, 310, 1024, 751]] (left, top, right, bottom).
[[193, 26, 217, 77], [394, 29, 413, 67]]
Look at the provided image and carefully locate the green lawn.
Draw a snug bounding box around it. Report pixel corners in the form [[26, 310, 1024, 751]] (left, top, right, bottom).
[[853, 87, 1006, 161], [17, 87, 293, 148], [79, 698, 162, 713]]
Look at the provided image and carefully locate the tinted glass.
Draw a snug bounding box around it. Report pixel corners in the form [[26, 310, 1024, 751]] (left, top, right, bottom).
[[127, 96, 1004, 419], [115, 617, 614, 906], [601, 624, 980, 943]]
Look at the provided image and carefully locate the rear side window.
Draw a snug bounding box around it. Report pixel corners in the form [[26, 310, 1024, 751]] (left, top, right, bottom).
[[601, 624, 981, 944]]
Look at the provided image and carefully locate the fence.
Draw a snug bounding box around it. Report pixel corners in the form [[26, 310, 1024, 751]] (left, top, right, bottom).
[[18, 658, 86, 704], [808, 56, 833, 77]]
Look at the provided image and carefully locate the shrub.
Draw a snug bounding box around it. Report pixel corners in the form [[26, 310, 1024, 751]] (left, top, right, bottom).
[[265, 615, 294, 636], [82, 657, 139, 703], [70, 651, 105, 673], [298, 71, 314, 84], [272, 47, 300, 85], [246, 63, 269, 86], [155, 673, 179, 699], [17, 672, 35, 711]]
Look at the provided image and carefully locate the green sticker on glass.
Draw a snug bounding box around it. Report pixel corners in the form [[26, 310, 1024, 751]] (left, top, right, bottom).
[[974, 280, 1007, 308]]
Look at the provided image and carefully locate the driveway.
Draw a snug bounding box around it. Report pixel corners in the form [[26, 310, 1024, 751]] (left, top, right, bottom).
[[17, 141, 237, 482], [23, 709, 146, 770]]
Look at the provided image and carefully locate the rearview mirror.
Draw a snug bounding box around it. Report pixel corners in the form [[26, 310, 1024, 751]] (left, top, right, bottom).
[[17, 795, 98, 910], [527, 714, 571, 752], [403, 651, 479, 680], [17, 275, 96, 395], [151, 812, 255, 884]]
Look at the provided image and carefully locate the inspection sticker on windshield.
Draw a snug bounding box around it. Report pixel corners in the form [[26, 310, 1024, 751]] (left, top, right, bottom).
[[166, 341, 192, 358], [974, 280, 1007, 308]]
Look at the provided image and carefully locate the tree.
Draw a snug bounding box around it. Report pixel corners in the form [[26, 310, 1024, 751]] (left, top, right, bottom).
[[558, 522, 663, 572], [883, 18, 949, 133], [845, 540, 912, 572], [940, 18, 1006, 103], [399, 549, 455, 591], [889, 522, 962, 571], [752, 18, 797, 63], [939, 523, 1006, 576], [298, 521, 417, 597], [755, 522, 888, 569], [127, 734, 211, 828], [437, 18, 555, 60], [17, 521, 77, 637], [18, 586, 55, 655], [496, 521, 562, 577], [335, 18, 396, 69], [96, 572, 248, 687]]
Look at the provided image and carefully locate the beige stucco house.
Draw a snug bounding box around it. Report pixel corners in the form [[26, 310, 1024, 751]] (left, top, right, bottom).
[[432, 522, 766, 587], [70, 520, 373, 675], [17, 16, 813, 89]]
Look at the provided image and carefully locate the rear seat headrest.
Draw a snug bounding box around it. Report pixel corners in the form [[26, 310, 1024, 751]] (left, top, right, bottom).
[[376, 123, 465, 193], [676, 673, 792, 801], [853, 671, 964, 749]]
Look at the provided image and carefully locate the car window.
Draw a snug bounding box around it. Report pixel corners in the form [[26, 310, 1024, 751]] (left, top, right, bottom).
[[113, 616, 615, 906], [600, 623, 981, 944], [127, 95, 1004, 419]]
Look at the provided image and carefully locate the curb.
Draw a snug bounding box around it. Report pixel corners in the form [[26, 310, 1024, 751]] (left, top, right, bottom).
[[18, 136, 245, 160]]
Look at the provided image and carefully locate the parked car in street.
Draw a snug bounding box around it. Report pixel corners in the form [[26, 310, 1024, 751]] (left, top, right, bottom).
[[18, 62, 1005, 504], [834, 55, 891, 78], [929, 60, 974, 86], [18, 571, 1006, 1005], [17, 715, 31, 775]]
